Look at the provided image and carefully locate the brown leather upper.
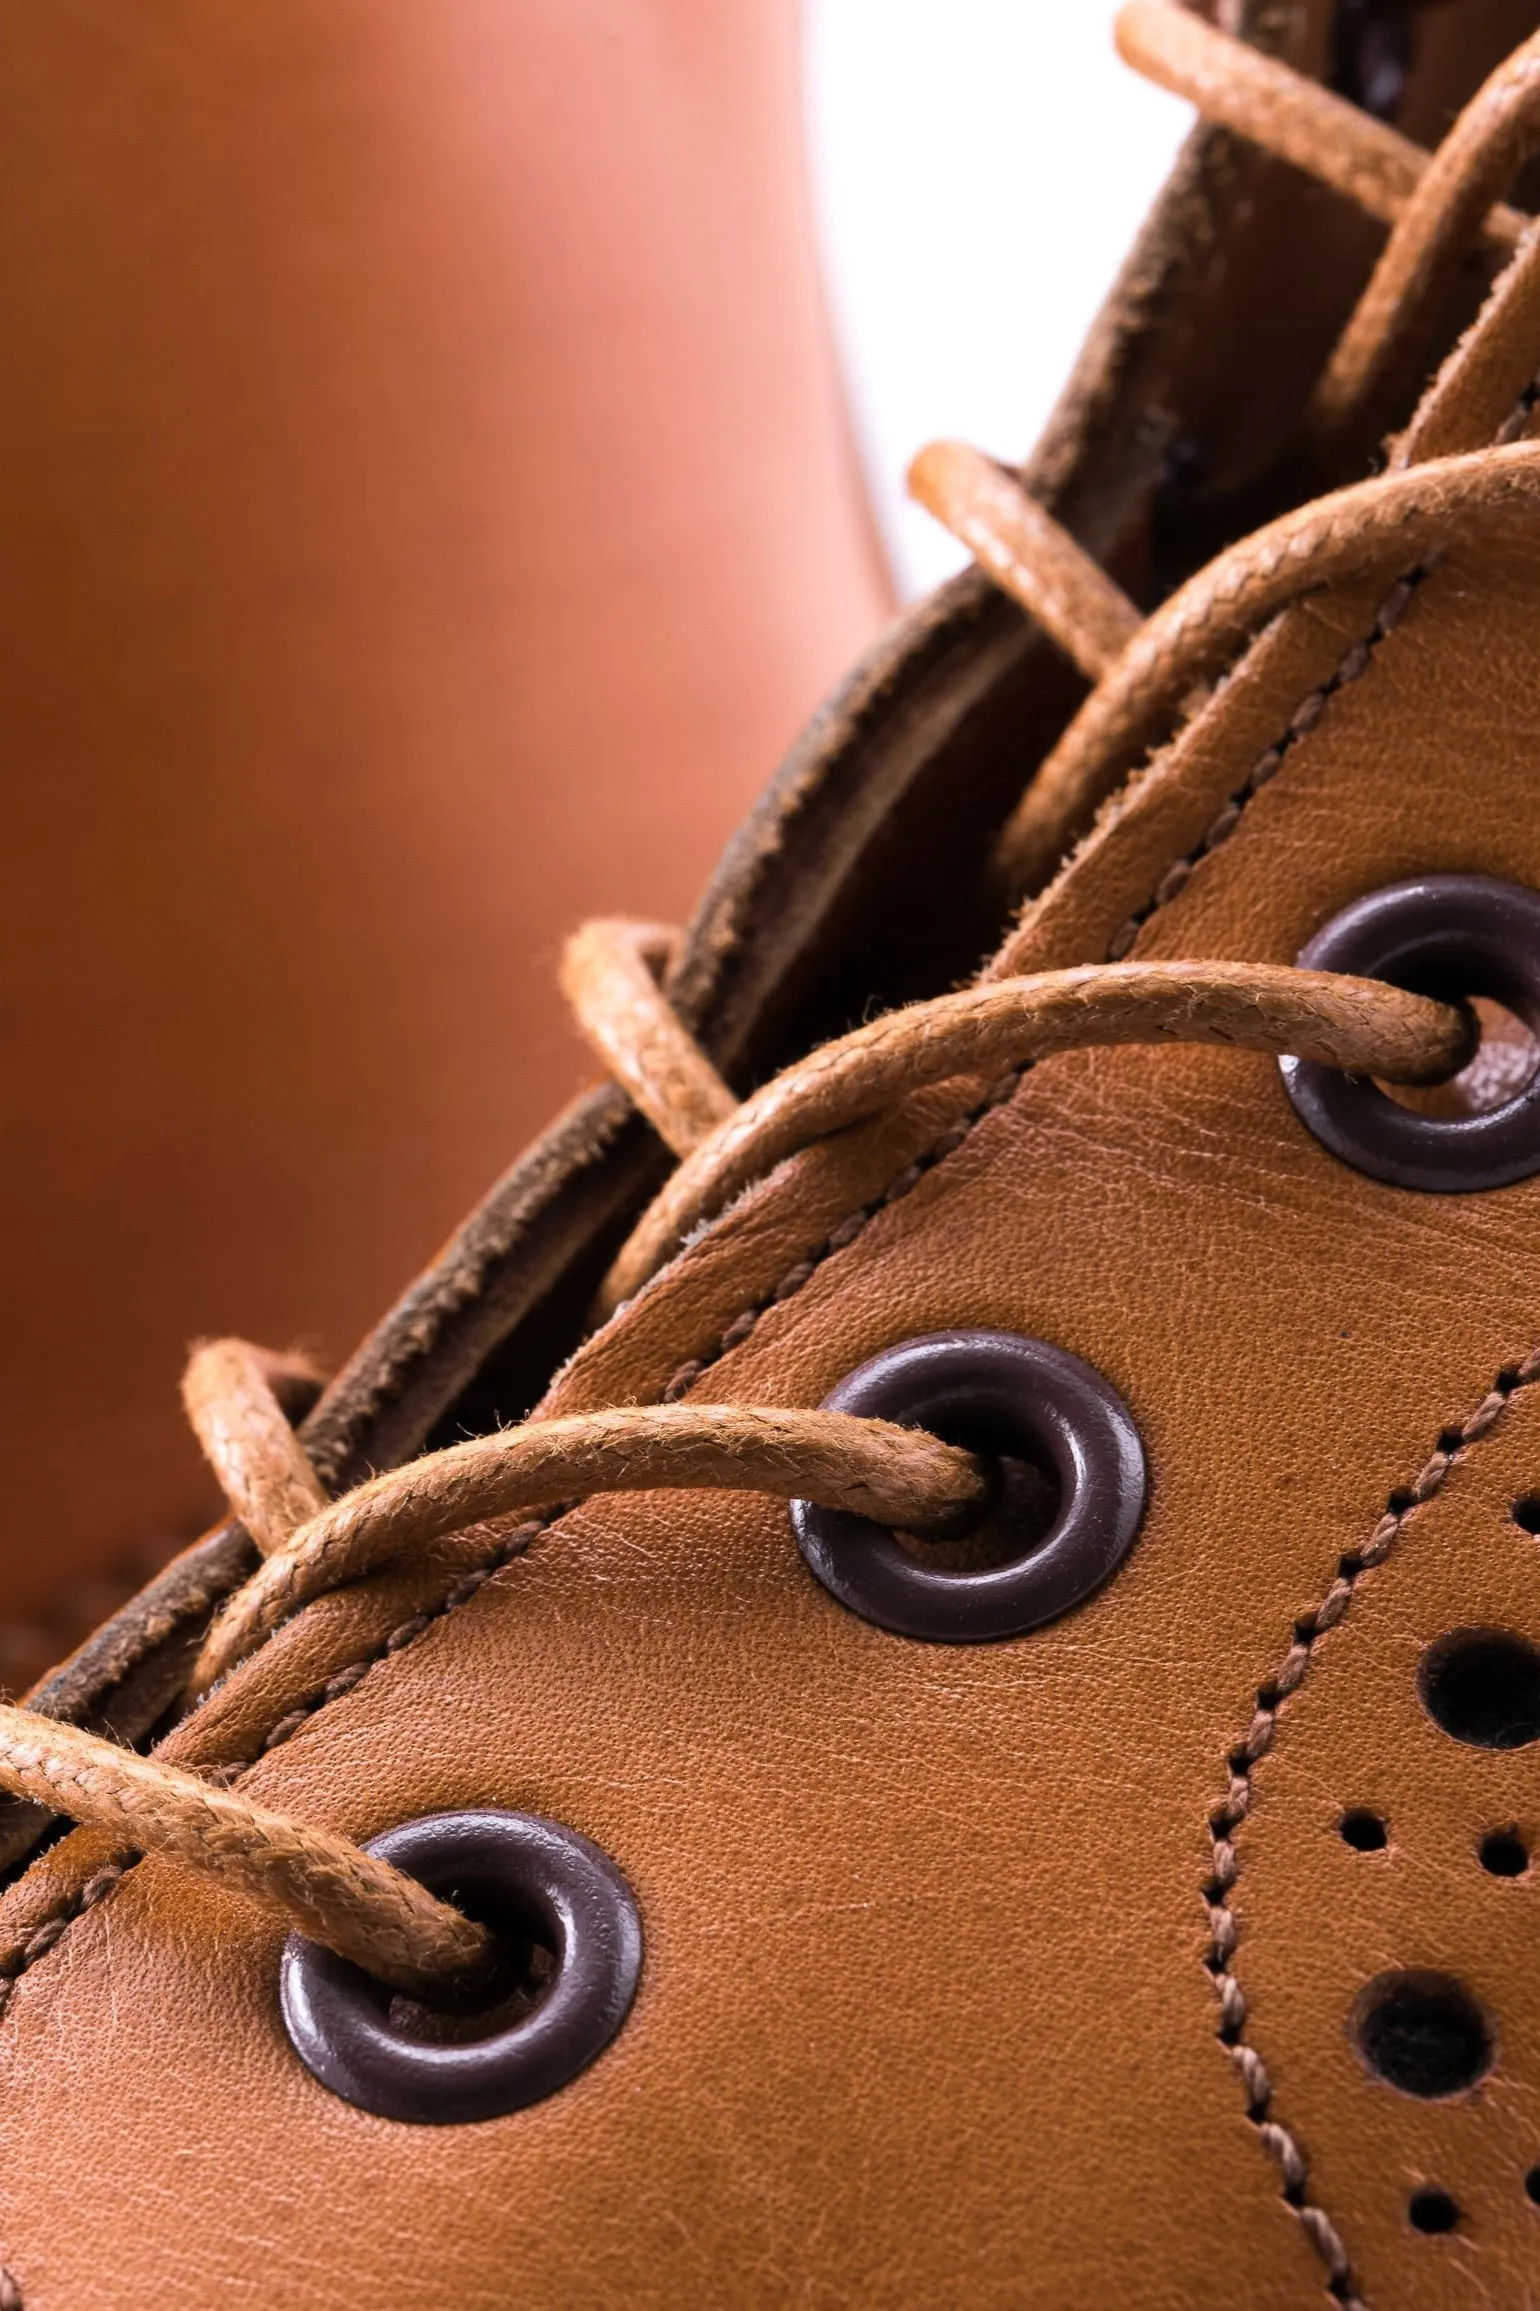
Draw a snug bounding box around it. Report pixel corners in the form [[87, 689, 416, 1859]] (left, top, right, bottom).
[[10, 4, 1540, 2305], [8, 319, 1540, 2311]]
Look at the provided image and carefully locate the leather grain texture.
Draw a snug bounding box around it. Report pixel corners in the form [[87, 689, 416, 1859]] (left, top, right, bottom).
[[1241, 1378, 1540, 2303], [4, 419, 1540, 2309]]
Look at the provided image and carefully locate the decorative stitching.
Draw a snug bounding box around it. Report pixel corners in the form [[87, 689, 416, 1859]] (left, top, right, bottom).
[[661, 1068, 1028, 1401], [0, 506, 1483, 1996], [0, 1523, 547, 2016], [0, 1859, 129, 2027], [1107, 360, 1540, 967], [2, 132, 1538, 2311], [1202, 1341, 1540, 2308], [1105, 565, 1435, 962], [251, 1519, 548, 1761], [0, 1073, 1034, 1993]]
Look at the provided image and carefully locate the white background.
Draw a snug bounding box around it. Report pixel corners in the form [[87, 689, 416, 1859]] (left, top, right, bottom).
[[804, 3, 1195, 597]]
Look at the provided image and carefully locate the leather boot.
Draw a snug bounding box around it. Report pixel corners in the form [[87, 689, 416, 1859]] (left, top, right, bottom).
[[4, 4, 1540, 2303]]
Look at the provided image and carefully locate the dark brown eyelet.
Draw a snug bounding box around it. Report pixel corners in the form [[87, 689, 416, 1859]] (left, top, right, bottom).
[[1280, 874, 1540, 1191], [279, 1809, 642, 2124], [789, 1330, 1146, 1642]]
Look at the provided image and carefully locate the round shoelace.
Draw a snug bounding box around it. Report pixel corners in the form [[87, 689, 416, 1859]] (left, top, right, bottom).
[[0, 5, 1536, 2000]]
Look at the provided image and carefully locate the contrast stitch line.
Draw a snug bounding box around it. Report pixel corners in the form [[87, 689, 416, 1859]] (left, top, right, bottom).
[[1105, 565, 1434, 961], [660, 1067, 1028, 1400], [0, 1074, 1033, 1989], [249, 1519, 549, 1761], [0, 1523, 549, 2015], [224, 1053, 1017, 1732], [1107, 361, 1540, 966], [0, 1858, 130, 2027], [1, 1071, 1030, 2002], [1203, 1340, 1540, 2308], [0, 511, 1484, 1992]]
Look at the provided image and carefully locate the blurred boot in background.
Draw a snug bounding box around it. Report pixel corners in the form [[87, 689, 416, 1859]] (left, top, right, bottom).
[[0, 0, 891, 1681]]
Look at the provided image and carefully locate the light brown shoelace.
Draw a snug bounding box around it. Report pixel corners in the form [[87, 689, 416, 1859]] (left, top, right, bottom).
[[1, 3, 1537, 2002]]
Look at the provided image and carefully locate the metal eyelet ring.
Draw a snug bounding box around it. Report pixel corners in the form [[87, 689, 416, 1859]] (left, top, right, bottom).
[[789, 1330, 1146, 1642], [279, 1809, 643, 2124], [1279, 875, 1540, 1191]]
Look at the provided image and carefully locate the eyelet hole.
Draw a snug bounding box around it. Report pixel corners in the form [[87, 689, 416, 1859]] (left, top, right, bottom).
[[898, 1448, 1061, 1573], [791, 1330, 1145, 1643], [1478, 1828, 1530, 1879], [1407, 2186, 1461, 2235], [1281, 875, 1540, 1192], [1380, 995, 1540, 1117], [379, 1887, 559, 2046], [1352, 1970, 1494, 2098], [1419, 1628, 1540, 1749], [279, 1809, 643, 2124], [1339, 1807, 1388, 1852]]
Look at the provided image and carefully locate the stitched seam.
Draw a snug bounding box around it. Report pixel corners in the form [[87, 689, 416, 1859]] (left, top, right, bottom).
[[660, 1066, 1029, 1400], [246, 1518, 549, 1763], [0, 1857, 131, 2027], [1107, 360, 1540, 965], [0, 506, 1487, 1986], [180, 382, 1540, 1760], [1203, 1340, 1540, 2309], [170, 386, 1535, 1706], [0, 1522, 548, 2015], [1105, 564, 1435, 961]]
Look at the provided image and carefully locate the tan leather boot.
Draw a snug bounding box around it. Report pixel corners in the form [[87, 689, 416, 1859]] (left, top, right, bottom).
[[7, 4, 1540, 2303]]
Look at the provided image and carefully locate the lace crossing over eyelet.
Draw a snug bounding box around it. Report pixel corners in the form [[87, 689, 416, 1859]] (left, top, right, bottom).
[[1280, 875, 1540, 1191], [279, 1809, 642, 2124], [789, 1330, 1146, 1642]]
